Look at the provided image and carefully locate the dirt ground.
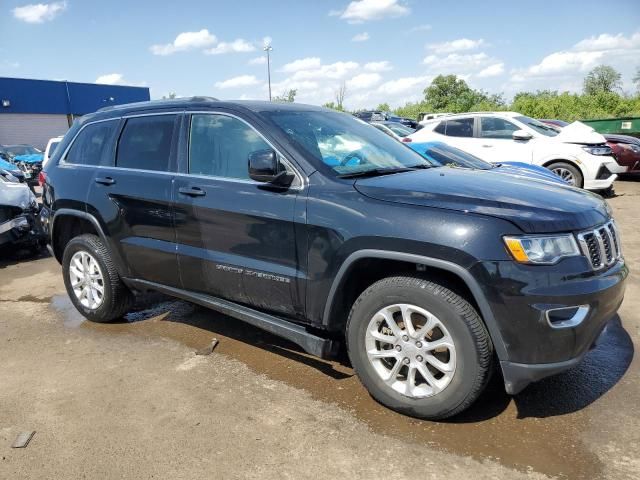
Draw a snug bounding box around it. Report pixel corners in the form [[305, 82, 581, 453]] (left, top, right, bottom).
[[1, 180, 639, 480]]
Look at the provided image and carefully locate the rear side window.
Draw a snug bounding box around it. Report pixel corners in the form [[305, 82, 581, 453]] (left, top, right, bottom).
[[433, 121, 446, 134], [480, 117, 519, 139], [189, 114, 270, 180], [116, 115, 176, 171], [65, 121, 117, 165], [442, 118, 474, 137]]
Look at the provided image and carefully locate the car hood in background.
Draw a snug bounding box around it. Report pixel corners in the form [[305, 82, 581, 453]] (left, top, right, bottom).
[[13, 153, 44, 164], [354, 168, 609, 233], [0, 181, 37, 209], [605, 133, 640, 146], [553, 121, 606, 145]]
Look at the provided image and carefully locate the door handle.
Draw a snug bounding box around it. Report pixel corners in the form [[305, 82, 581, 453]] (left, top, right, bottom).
[[95, 176, 116, 185], [481, 144, 493, 148], [178, 186, 206, 197]]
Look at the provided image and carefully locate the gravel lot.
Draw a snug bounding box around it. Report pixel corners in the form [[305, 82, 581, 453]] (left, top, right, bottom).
[[1, 180, 639, 480]]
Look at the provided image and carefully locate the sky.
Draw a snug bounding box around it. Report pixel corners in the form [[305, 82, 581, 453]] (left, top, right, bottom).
[[1, 0, 640, 110]]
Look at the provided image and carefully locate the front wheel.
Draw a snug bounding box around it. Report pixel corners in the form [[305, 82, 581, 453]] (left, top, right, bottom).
[[346, 276, 493, 420], [547, 161, 583, 188]]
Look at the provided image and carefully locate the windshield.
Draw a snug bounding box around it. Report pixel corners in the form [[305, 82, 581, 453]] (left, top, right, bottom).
[[265, 110, 430, 175], [515, 116, 559, 137], [413, 142, 492, 170], [385, 123, 413, 137], [6, 145, 41, 155]]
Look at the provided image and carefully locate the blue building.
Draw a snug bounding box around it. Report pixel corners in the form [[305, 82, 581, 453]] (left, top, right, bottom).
[[0, 77, 150, 149]]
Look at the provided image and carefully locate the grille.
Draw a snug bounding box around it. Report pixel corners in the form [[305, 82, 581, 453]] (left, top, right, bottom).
[[577, 221, 621, 270]]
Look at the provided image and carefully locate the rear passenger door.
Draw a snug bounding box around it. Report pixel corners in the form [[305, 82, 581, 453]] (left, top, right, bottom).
[[86, 112, 181, 287], [173, 112, 305, 318]]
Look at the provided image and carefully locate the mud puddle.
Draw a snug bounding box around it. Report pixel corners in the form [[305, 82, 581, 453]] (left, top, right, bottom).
[[50, 294, 634, 479]]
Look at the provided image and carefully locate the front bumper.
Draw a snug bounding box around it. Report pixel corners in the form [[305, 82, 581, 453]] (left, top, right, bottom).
[[472, 258, 627, 393]]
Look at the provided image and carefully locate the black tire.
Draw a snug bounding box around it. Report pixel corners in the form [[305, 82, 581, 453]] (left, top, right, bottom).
[[346, 276, 493, 420], [547, 161, 583, 188], [62, 234, 134, 323]]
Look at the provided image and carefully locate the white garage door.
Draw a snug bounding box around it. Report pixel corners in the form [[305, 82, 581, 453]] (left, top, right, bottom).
[[0, 113, 70, 150]]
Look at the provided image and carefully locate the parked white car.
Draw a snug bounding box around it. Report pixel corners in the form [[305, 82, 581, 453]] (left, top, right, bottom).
[[370, 121, 415, 141], [407, 112, 625, 190], [43, 136, 64, 169]]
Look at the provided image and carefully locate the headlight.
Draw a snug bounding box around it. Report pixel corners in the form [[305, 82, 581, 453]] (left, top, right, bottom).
[[583, 145, 612, 156], [503, 234, 580, 264]]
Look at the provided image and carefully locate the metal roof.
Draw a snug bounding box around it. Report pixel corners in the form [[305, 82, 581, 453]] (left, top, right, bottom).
[[0, 77, 150, 115]]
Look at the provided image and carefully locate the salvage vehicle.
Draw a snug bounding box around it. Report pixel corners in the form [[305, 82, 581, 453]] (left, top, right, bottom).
[[541, 119, 640, 175], [4, 145, 44, 190], [0, 173, 43, 250], [42, 98, 627, 420], [0, 156, 27, 183], [408, 112, 626, 191], [408, 141, 568, 185]]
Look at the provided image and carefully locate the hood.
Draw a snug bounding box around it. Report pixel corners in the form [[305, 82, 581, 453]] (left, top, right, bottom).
[[554, 121, 606, 145], [0, 181, 37, 210], [354, 168, 609, 233], [605, 133, 640, 145], [14, 153, 43, 164]]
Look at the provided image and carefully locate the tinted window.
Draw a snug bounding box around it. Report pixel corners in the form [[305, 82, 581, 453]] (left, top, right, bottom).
[[66, 121, 117, 165], [433, 121, 446, 134], [443, 118, 474, 137], [116, 115, 176, 171], [189, 114, 270, 180], [480, 117, 519, 139]]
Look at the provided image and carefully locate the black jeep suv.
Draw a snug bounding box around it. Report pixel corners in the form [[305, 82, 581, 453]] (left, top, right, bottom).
[[41, 98, 627, 419]]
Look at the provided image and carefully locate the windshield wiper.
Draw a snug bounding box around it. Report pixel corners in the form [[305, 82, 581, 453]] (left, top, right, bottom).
[[338, 167, 416, 179]]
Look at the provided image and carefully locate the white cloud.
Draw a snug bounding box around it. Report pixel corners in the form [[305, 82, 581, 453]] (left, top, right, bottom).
[[334, 0, 409, 24], [248, 56, 267, 65], [150, 29, 216, 56], [574, 32, 640, 52], [427, 38, 485, 53], [347, 73, 382, 89], [376, 75, 431, 96], [527, 51, 604, 76], [364, 61, 393, 72], [13, 1, 66, 23], [95, 73, 124, 85], [204, 39, 256, 55], [423, 52, 494, 72], [215, 75, 260, 89], [291, 61, 359, 80], [477, 62, 505, 78], [352, 32, 370, 42], [281, 57, 322, 73]]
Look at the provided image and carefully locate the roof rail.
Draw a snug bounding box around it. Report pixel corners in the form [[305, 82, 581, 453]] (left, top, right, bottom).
[[97, 96, 220, 113]]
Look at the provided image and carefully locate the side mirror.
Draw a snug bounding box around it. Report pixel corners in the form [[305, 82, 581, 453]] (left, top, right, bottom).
[[248, 149, 293, 186], [513, 130, 533, 141]]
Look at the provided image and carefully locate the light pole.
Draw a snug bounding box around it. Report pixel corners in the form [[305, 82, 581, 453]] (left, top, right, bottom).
[[264, 43, 273, 101]]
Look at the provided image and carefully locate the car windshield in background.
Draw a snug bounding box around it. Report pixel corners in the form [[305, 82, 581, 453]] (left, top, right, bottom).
[[419, 143, 492, 170], [515, 116, 559, 137], [386, 122, 413, 137], [265, 110, 430, 176], [6, 145, 42, 155]]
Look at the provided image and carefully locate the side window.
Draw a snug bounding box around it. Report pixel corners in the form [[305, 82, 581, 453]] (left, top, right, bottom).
[[433, 121, 446, 134], [480, 117, 519, 139], [65, 121, 117, 165], [116, 115, 176, 171], [443, 118, 474, 137], [189, 114, 271, 180]]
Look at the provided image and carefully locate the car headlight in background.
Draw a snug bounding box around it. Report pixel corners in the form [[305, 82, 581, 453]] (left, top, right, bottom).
[[503, 234, 580, 264], [583, 145, 612, 156]]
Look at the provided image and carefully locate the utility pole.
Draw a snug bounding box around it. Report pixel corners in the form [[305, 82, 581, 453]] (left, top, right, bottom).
[[264, 43, 273, 101]]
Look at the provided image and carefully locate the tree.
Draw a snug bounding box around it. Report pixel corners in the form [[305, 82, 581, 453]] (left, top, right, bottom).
[[633, 66, 640, 92], [583, 65, 622, 96], [162, 92, 177, 99], [335, 82, 347, 110], [423, 75, 473, 111], [375, 103, 391, 112], [322, 101, 344, 112], [272, 89, 297, 103]]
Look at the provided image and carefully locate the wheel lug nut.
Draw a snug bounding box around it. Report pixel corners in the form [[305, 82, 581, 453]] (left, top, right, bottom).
[[402, 335, 409, 342], [395, 345, 402, 351], [416, 341, 423, 348], [402, 357, 410, 365], [416, 355, 423, 362]]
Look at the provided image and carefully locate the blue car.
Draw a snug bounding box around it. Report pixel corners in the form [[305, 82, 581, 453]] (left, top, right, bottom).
[[408, 141, 568, 185], [0, 157, 26, 183]]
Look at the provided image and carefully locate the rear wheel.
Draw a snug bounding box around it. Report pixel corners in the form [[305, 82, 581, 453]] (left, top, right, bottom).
[[62, 234, 133, 322], [346, 276, 492, 420], [547, 161, 583, 187]]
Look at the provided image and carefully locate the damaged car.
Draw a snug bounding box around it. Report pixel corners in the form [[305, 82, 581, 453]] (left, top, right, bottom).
[[0, 175, 44, 250]]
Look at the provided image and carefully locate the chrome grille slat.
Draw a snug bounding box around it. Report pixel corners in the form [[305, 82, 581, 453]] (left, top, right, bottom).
[[577, 220, 621, 270]]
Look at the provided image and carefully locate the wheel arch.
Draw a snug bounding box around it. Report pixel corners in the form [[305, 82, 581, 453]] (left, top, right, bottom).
[[51, 209, 112, 264], [322, 250, 508, 360]]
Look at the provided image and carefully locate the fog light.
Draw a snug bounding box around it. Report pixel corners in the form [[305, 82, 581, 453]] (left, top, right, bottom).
[[546, 305, 589, 329]]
